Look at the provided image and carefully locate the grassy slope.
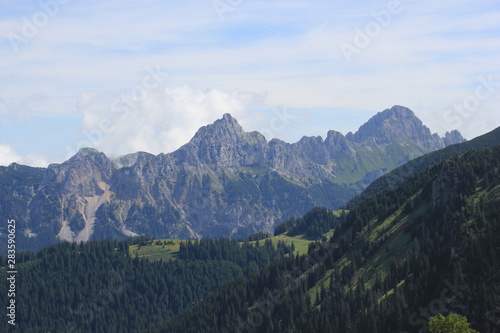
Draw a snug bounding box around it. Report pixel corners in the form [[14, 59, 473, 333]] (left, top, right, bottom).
[[307, 180, 500, 305], [129, 239, 182, 261], [334, 141, 429, 185], [261, 234, 312, 255], [359, 126, 500, 200], [130, 234, 315, 262]]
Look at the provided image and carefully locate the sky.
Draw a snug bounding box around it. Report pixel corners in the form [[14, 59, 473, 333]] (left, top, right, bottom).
[[0, 0, 499, 166]]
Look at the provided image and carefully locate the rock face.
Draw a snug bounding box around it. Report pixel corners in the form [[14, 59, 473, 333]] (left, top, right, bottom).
[[41, 148, 116, 196], [0, 106, 465, 251], [346, 105, 464, 149]]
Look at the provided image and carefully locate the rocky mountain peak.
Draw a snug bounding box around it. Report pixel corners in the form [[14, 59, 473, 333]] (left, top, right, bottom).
[[444, 130, 466, 146], [7, 162, 21, 170], [325, 130, 353, 155], [174, 113, 267, 167], [221, 112, 239, 125], [347, 105, 464, 150], [41, 148, 115, 196], [70, 147, 102, 161], [347, 105, 422, 142], [192, 113, 245, 142]]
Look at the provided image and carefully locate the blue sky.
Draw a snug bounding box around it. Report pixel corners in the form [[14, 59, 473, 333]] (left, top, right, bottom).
[[1, 0, 500, 166]]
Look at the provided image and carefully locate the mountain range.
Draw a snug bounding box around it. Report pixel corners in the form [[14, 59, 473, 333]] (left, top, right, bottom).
[[3, 123, 498, 333], [0, 105, 465, 251]]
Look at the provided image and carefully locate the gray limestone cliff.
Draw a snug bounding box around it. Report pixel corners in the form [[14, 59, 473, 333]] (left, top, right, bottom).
[[0, 105, 466, 251]]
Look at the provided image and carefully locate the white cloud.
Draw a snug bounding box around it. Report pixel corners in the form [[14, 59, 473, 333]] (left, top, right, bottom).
[[0, 144, 49, 167], [73, 85, 267, 158], [0, 144, 21, 166], [24, 153, 49, 168]]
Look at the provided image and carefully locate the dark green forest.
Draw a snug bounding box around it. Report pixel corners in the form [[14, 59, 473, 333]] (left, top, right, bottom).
[[1, 144, 499, 332], [0, 237, 292, 332], [151, 145, 500, 332], [274, 206, 346, 239]]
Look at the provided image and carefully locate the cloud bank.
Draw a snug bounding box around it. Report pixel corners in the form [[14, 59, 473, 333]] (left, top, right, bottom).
[[0, 144, 48, 167], [72, 85, 267, 159]]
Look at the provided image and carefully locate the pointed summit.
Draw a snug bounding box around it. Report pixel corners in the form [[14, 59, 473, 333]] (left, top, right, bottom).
[[174, 113, 267, 167], [347, 105, 465, 150], [192, 113, 245, 141], [444, 130, 465, 146], [70, 147, 102, 160], [41, 147, 115, 196], [347, 105, 422, 142], [221, 112, 238, 124]]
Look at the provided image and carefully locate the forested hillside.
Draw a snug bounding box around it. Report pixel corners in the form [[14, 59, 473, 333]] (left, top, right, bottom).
[[151, 144, 500, 332], [0, 237, 292, 332]]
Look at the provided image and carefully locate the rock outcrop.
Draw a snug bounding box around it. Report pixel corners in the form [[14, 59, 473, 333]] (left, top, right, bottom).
[[0, 106, 466, 251]]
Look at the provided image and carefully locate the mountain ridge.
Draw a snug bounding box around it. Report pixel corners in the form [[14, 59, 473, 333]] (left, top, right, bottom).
[[354, 125, 500, 203], [0, 105, 467, 251]]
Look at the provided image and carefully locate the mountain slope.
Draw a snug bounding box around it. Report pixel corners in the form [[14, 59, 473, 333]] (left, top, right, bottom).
[[357, 125, 500, 202], [153, 144, 500, 333], [0, 106, 465, 251]]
